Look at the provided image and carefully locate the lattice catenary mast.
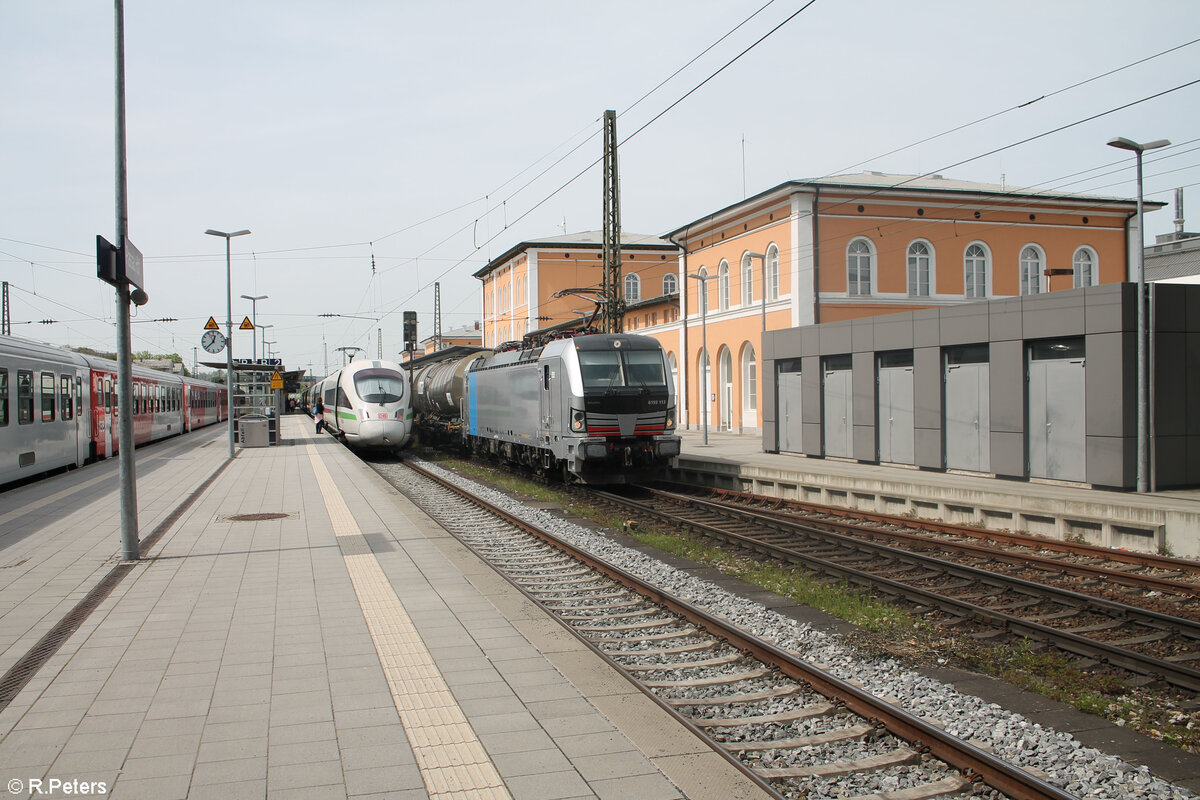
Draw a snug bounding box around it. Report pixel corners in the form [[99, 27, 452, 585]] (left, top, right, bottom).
[[601, 109, 623, 334]]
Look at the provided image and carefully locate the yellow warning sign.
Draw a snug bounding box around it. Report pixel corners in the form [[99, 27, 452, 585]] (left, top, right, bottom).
[[270, 371, 284, 390], [204, 316, 220, 331], [239, 316, 255, 331]]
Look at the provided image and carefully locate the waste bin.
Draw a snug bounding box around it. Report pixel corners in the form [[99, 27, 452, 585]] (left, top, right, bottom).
[[238, 414, 270, 448]]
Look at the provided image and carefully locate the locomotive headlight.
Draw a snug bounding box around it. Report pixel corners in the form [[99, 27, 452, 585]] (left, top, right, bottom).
[[571, 410, 586, 431]]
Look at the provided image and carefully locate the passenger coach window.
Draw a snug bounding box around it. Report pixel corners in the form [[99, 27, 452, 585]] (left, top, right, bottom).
[[18, 371, 33, 424], [41, 372, 55, 422], [0, 369, 8, 426], [60, 375, 73, 421]]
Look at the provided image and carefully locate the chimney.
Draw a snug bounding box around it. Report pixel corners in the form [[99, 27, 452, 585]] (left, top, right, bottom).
[[1175, 188, 1185, 236]]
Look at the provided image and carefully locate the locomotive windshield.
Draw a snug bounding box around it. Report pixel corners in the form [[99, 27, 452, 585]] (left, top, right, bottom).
[[577, 350, 666, 388], [354, 369, 405, 404]]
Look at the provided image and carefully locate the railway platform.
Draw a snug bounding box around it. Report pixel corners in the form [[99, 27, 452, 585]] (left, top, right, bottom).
[[669, 428, 1200, 559], [0, 417, 768, 800]]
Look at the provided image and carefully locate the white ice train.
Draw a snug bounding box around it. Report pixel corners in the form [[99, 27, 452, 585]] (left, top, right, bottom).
[[305, 358, 412, 453]]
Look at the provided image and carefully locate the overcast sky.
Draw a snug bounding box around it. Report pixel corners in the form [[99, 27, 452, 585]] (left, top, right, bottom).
[[2, 0, 1198, 378]]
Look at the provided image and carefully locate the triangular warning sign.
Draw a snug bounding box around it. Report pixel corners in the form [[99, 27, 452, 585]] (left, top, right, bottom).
[[240, 316, 255, 330], [204, 316, 220, 331], [270, 371, 284, 390]]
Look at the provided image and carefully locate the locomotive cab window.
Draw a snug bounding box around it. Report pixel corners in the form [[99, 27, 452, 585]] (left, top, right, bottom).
[[577, 350, 668, 388], [353, 369, 405, 404]]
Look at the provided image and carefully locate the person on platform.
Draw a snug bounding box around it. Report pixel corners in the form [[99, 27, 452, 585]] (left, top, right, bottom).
[[314, 399, 324, 434]]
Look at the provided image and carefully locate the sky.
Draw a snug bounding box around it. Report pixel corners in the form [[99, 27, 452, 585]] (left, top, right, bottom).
[[2, 0, 1198, 380]]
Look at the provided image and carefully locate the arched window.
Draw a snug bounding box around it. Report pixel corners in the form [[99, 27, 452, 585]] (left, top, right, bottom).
[[741, 344, 757, 422], [1020, 245, 1044, 295], [767, 244, 780, 300], [718, 261, 731, 311], [906, 241, 933, 297], [663, 273, 678, 295], [964, 243, 989, 298], [847, 238, 873, 296], [697, 266, 709, 311], [719, 347, 733, 431], [741, 253, 754, 306], [1073, 247, 1097, 287], [624, 273, 641, 302]]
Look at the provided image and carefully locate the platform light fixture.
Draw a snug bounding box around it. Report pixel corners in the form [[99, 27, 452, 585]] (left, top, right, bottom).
[[205, 228, 251, 458], [1106, 136, 1169, 493], [240, 294, 268, 361]]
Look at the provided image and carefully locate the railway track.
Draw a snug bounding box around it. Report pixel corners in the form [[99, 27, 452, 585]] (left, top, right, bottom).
[[369, 455, 1117, 800], [584, 485, 1200, 695]]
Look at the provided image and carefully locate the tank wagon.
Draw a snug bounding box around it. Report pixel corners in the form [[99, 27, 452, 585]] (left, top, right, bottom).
[[413, 333, 681, 483], [306, 358, 413, 453]]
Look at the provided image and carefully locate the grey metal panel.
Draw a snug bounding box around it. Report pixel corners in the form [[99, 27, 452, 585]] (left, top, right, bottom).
[[989, 340, 1025, 434], [873, 315, 914, 351], [989, 430, 1025, 479], [1084, 282, 1133, 335], [802, 357, 823, 454], [913, 347, 942, 430], [913, 309, 940, 347], [945, 361, 990, 471], [1154, 434, 1188, 488], [1028, 356, 1086, 482], [803, 422, 823, 455], [915, 427, 942, 468], [852, 351, 876, 433], [1086, 434, 1133, 489], [777, 370, 804, 453], [1153, 331, 1187, 437], [852, 318, 875, 353], [1084, 332, 1133, 438], [819, 321, 853, 354], [989, 296, 1023, 342], [801, 326, 822, 356], [823, 365, 853, 457], [878, 365, 914, 464], [767, 328, 802, 360], [1023, 290, 1085, 340], [1188, 331, 1200, 437], [940, 304, 989, 346], [1152, 282, 1187, 332]]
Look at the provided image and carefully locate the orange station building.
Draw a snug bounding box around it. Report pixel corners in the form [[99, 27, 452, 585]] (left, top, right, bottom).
[[476, 173, 1150, 435]]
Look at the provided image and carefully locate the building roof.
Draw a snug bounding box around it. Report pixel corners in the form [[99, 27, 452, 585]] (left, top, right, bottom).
[[664, 171, 1157, 241], [1147, 234, 1200, 281], [474, 231, 679, 278]]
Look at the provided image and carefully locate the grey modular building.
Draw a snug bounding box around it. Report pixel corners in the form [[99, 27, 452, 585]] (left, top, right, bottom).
[[763, 282, 1200, 491]]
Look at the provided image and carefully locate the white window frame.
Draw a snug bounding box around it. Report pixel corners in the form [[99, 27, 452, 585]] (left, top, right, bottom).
[[767, 244, 780, 300], [741, 253, 754, 306], [964, 241, 990, 299], [847, 237, 874, 296], [663, 273, 678, 296], [625, 272, 641, 302], [718, 260, 731, 311], [1073, 246, 1097, 288], [906, 239, 934, 297], [741, 344, 757, 418], [1020, 244, 1045, 295]]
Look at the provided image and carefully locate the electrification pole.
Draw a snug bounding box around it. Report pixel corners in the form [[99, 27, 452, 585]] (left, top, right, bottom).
[[601, 109, 623, 333]]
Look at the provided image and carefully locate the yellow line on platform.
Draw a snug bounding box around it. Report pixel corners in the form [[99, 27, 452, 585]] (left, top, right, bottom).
[[306, 440, 511, 800]]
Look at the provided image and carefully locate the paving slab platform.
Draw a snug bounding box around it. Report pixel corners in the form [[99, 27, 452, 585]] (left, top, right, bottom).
[[0, 416, 770, 800]]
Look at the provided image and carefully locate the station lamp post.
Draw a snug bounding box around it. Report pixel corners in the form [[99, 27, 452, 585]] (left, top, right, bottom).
[[205, 227, 251, 458], [687, 272, 711, 446], [258, 323, 274, 361], [240, 294, 267, 361], [1106, 136, 1169, 493], [264, 340, 277, 360]]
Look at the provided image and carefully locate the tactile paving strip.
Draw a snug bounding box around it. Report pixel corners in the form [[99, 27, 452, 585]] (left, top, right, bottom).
[[306, 443, 512, 800]]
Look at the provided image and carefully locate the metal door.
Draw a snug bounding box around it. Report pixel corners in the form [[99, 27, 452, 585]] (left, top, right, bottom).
[[878, 357, 914, 464], [823, 357, 853, 458], [777, 367, 803, 453], [944, 348, 989, 472], [1028, 341, 1086, 481]]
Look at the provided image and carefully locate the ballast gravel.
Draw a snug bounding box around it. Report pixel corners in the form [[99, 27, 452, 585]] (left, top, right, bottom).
[[404, 462, 1196, 800]]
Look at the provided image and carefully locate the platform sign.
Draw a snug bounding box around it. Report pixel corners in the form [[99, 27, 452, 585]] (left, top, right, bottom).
[[96, 235, 118, 285], [204, 317, 220, 331], [270, 371, 284, 390], [240, 316, 255, 330], [120, 236, 144, 292]]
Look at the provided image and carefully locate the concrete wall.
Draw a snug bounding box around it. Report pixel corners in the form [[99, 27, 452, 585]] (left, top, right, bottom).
[[763, 282, 1200, 490]]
